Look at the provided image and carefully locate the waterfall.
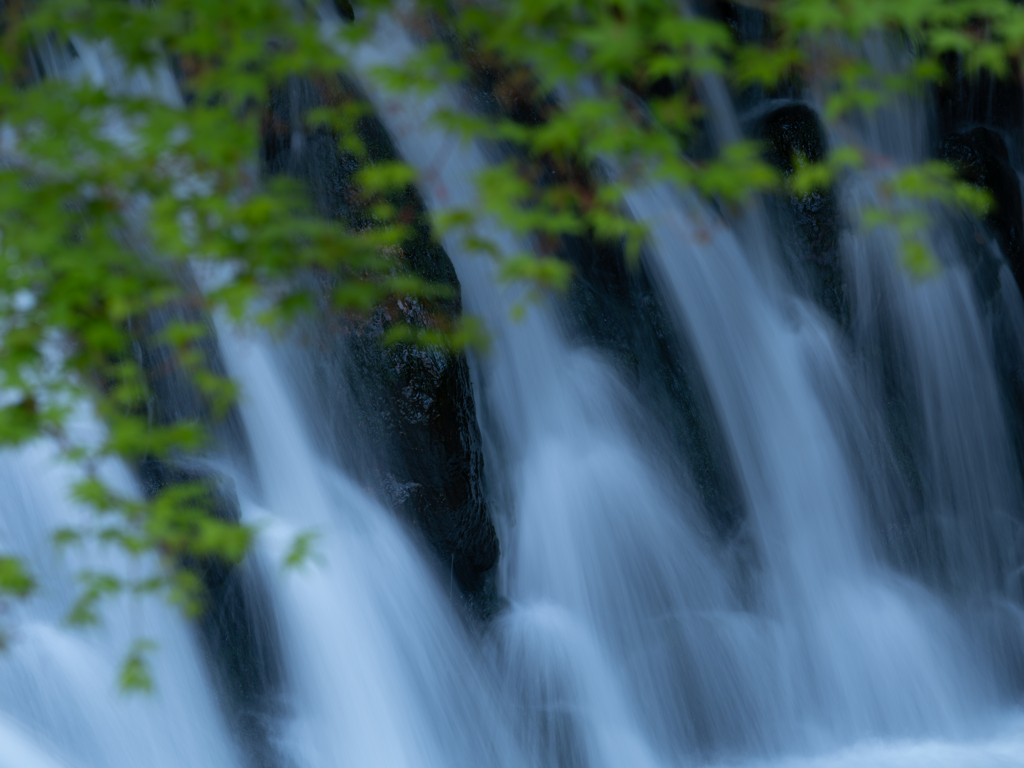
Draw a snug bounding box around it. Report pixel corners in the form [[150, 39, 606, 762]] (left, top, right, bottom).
[[213, 319, 522, 768], [631, 181, 991, 738], [0, 417, 242, 768], [826, 37, 1024, 704], [5, 8, 1024, 768]]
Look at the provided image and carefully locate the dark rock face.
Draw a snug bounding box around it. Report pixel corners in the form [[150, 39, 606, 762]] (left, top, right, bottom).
[[755, 103, 845, 327], [263, 77, 500, 613], [934, 55, 1024, 171], [345, 303, 499, 598], [128, 278, 255, 478], [941, 127, 1024, 295]]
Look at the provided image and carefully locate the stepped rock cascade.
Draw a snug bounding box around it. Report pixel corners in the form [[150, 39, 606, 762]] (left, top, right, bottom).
[[4, 9, 1024, 768]]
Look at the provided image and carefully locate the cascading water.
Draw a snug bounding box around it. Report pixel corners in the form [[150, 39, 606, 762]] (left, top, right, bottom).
[[0, 419, 243, 768], [6, 8, 1024, 768], [630, 180, 993, 737], [0, 39, 252, 768], [818, 39, 1024, 604], [623, 70, 1000, 741], [824, 36, 1024, 711], [841, 177, 1024, 595], [213, 318, 522, 768]]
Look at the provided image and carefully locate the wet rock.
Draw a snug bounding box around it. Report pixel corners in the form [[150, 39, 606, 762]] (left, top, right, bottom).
[[756, 103, 846, 326], [941, 127, 1024, 295], [128, 272, 255, 477], [343, 295, 499, 603], [264, 77, 500, 615], [331, 0, 354, 22]]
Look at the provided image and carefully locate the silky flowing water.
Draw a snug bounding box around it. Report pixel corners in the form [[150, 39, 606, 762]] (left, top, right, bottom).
[[0, 419, 243, 768], [1, 9, 1023, 768]]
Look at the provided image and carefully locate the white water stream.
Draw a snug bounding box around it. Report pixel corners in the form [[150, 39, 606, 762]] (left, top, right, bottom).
[[215, 319, 524, 768], [0, 420, 242, 768]]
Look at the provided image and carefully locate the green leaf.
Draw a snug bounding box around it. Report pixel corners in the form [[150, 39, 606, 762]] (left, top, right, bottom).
[[0, 557, 35, 598], [901, 239, 940, 279], [283, 531, 322, 570], [120, 639, 157, 694], [355, 162, 419, 197], [498, 255, 573, 292]]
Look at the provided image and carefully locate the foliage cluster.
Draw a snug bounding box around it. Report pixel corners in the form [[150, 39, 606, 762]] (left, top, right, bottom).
[[0, 0, 1020, 686], [357, 0, 1009, 275]]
